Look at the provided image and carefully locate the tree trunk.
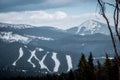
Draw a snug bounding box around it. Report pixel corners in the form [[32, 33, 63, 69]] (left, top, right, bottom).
[[118, 66, 120, 80]]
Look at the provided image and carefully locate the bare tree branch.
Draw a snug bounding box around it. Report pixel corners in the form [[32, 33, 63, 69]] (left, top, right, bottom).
[[98, 0, 119, 60]]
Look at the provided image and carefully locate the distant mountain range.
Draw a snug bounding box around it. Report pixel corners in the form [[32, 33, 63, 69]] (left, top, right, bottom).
[[0, 19, 119, 75]]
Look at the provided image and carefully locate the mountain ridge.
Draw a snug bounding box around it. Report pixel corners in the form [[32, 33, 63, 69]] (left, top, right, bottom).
[[0, 19, 114, 35]]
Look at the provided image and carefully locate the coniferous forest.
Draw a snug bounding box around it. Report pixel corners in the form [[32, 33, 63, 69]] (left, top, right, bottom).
[[0, 53, 119, 80]]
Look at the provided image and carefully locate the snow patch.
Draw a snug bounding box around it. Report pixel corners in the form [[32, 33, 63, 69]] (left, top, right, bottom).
[[24, 45, 28, 48], [52, 52, 60, 72], [38, 54, 51, 72], [27, 50, 36, 68], [37, 48, 44, 52], [93, 56, 114, 60], [0, 31, 30, 43], [66, 55, 73, 72], [81, 43, 85, 46], [25, 35, 54, 41], [12, 47, 24, 66], [22, 70, 27, 73], [27, 49, 50, 72], [47, 51, 50, 54], [80, 33, 85, 36]]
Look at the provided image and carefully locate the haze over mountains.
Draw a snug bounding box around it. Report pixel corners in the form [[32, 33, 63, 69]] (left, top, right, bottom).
[[0, 19, 119, 75]]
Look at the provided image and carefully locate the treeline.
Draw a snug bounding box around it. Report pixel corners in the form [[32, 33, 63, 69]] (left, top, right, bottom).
[[0, 53, 119, 80]]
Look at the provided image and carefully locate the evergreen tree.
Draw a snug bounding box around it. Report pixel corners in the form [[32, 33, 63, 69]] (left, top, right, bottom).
[[97, 60, 101, 70], [104, 53, 112, 80], [96, 60, 102, 80], [67, 70, 75, 80], [104, 54, 111, 68], [111, 59, 119, 80], [88, 52, 95, 80], [88, 52, 94, 70], [78, 53, 87, 69], [78, 53, 89, 80]]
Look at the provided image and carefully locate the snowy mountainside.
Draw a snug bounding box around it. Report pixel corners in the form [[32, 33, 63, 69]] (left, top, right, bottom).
[[0, 31, 54, 44], [0, 31, 30, 44], [66, 19, 114, 35], [0, 23, 70, 40]]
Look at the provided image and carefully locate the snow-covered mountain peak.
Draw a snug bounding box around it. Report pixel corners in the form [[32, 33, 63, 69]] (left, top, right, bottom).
[[81, 20, 101, 28], [0, 22, 34, 29], [66, 19, 114, 35], [76, 19, 103, 34]]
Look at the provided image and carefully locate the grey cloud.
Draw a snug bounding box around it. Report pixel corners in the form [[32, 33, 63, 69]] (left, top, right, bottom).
[[0, 0, 80, 12], [0, 0, 97, 12], [0, 0, 46, 12], [0, 0, 45, 8]]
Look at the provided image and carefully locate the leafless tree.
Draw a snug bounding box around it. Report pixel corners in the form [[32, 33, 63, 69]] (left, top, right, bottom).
[[97, 0, 120, 60], [97, 0, 120, 79]]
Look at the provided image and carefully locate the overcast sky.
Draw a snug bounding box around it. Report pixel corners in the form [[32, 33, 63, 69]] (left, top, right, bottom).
[[0, 0, 113, 29]]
